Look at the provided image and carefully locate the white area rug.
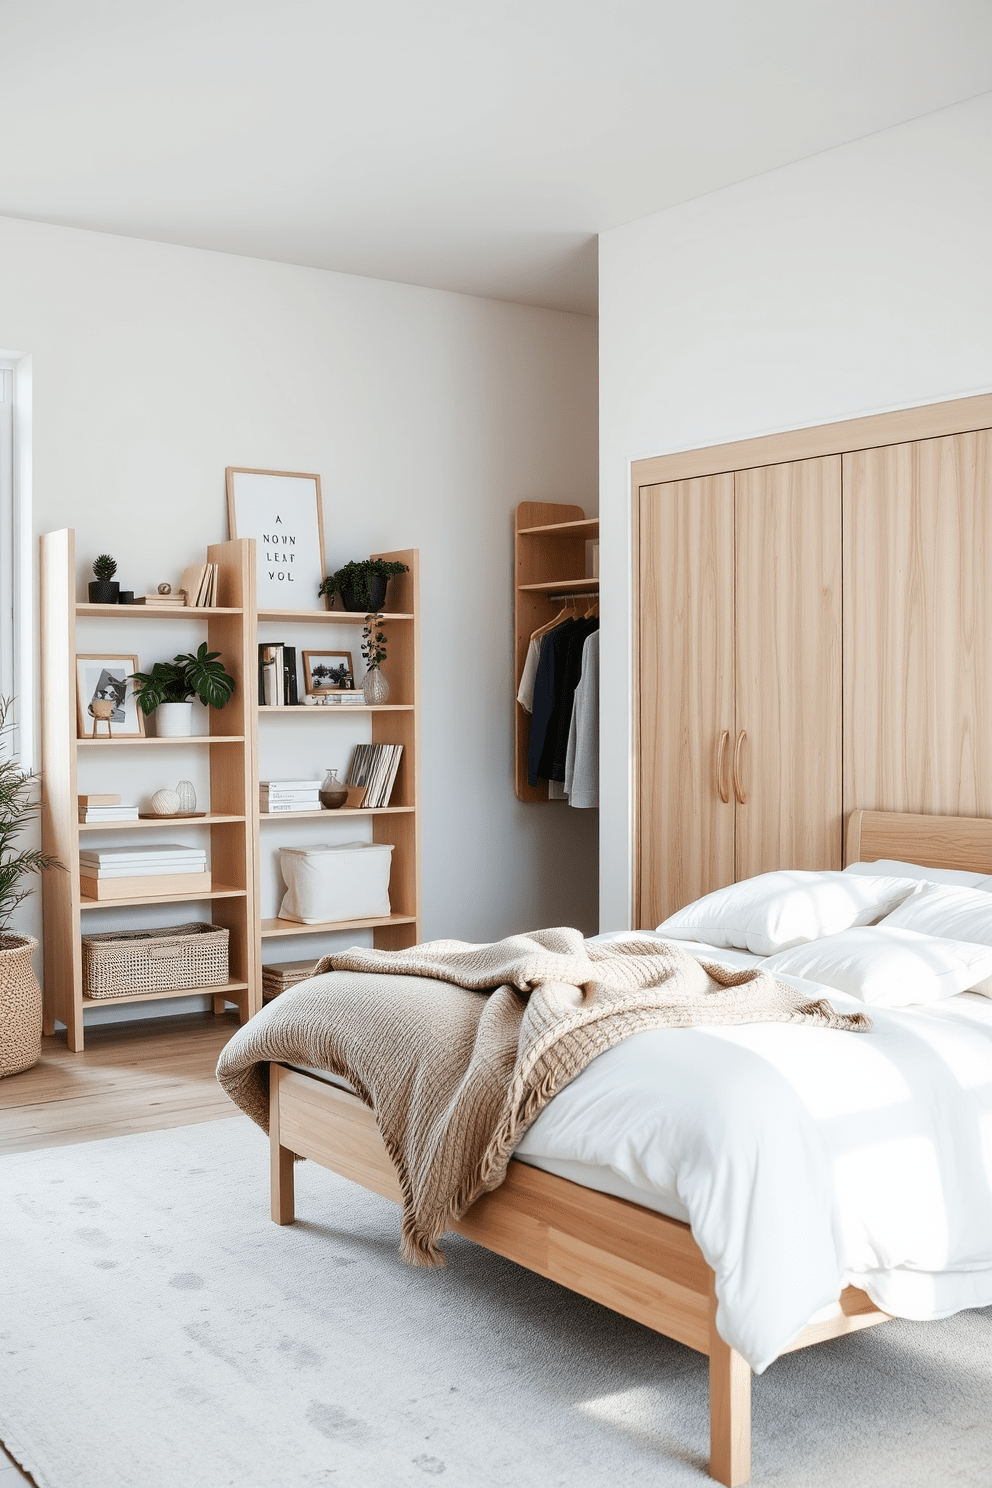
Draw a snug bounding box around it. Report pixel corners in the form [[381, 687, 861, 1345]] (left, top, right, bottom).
[[1, 1118, 991, 1488]]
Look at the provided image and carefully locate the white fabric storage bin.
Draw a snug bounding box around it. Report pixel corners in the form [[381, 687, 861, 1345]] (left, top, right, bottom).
[[278, 841, 393, 924]]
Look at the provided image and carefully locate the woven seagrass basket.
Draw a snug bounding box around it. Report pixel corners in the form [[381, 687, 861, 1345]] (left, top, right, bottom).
[[0, 933, 42, 1078], [81, 922, 229, 998]]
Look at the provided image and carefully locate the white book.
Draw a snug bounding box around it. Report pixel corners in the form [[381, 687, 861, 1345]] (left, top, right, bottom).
[[79, 811, 140, 822], [261, 802, 319, 814], [81, 861, 207, 879], [261, 780, 322, 790], [79, 844, 205, 865], [260, 789, 321, 801]]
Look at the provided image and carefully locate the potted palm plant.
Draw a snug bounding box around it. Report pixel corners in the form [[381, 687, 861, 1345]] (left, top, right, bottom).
[[131, 644, 237, 736], [318, 558, 408, 613], [0, 697, 62, 1078]]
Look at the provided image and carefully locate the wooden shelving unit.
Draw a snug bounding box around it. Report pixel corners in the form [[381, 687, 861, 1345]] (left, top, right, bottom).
[[41, 533, 421, 1049], [513, 502, 599, 803], [254, 549, 421, 963], [40, 529, 258, 1050]]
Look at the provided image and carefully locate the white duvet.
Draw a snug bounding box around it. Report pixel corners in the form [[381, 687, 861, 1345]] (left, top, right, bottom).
[[514, 937, 992, 1373]]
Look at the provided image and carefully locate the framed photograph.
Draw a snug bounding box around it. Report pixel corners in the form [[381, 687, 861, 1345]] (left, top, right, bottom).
[[75, 655, 145, 739], [303, 650, 355, 694], [226, 467, 326, 612]]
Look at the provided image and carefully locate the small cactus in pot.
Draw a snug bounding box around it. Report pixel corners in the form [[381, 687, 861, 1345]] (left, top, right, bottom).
[[88, 554, 120, 605]]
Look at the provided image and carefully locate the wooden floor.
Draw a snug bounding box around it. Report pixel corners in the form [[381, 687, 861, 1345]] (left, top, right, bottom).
[[0, 1011, 243, 1154]]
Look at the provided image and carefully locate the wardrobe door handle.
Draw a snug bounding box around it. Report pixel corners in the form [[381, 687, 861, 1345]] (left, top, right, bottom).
[[733, 730, 747, 805], [716, 729, 730, 804]]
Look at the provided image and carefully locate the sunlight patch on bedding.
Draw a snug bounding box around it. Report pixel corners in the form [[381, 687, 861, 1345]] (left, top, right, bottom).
[[834, 1137, 949, 1269]]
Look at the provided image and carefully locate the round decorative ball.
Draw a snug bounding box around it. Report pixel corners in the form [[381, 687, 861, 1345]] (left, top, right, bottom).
[[150, 788, 181, 815], [158, 582, 172, 595]]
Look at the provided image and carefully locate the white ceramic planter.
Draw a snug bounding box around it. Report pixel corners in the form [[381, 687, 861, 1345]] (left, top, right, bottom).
[[155, 701, 195, 737]]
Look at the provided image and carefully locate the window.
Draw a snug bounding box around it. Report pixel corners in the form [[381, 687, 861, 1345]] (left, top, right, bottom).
[[0, 358, 32, 768]]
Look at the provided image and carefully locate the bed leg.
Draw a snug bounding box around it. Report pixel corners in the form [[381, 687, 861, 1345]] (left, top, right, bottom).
[[708, 1279, 751, 1487], [269, 1064, 295, 1225]]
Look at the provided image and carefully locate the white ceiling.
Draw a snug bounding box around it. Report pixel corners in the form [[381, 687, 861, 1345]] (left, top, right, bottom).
[[2, 0, 991, 314]]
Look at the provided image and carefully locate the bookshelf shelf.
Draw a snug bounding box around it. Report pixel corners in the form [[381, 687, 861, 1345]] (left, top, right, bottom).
[[42, 532, 421, 1050], [517, 517, 599, 539], [82, 979, 249, 1008], [76, 604, 243, 618], [258, 806, 414, 821], [257, 609, 413, 624], [257, 704, 413, 714], [79, 883, 246, 910], [76, 735, 245, 748], [78, 813, 246, 831]]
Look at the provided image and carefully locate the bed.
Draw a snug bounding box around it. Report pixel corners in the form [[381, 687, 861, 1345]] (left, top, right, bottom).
[[260, 809, 992, 1486]]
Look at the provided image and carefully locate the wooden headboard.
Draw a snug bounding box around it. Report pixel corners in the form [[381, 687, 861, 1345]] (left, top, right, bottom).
[[846, 810, 992, 875]]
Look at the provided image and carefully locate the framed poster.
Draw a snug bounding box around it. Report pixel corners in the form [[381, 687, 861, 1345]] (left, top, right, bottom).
[[75, 655, 144, 739], [226, 468, 326, 611]]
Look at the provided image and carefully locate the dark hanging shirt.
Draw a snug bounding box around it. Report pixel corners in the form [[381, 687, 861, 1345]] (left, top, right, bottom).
[[527, 621, 575, 787]]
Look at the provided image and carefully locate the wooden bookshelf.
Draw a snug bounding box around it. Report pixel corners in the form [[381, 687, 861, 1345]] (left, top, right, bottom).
[[513, 502, 598, 802], [254, 548, 421, 965], [41, 533, 421, 1049], [40, 529, 258, 1050]]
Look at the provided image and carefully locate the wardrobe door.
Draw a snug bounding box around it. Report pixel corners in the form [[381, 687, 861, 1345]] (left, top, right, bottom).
[[735, 457, 843, 878], [844, 431, 992, 818], [637, 475, 736, 928]]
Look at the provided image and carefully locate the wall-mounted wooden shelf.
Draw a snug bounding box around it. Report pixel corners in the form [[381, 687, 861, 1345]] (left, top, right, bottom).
[[261, 912, 418, 939], [518, 517, 599, 539], [259, 806, 414, 821], [517, 577, 599, 594]]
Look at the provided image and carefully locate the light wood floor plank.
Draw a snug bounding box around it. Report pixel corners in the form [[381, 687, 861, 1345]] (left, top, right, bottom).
[[0, 1012, 242, 1153]]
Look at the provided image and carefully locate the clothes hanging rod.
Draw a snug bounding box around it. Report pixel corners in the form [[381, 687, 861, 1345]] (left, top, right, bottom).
[[546, 588, 599, 602]]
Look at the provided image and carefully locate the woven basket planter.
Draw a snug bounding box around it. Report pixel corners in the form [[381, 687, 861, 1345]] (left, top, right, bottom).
[[0, 933, 42, 1078]]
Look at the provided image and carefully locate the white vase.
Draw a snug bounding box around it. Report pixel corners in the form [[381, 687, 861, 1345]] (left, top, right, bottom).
[[155, 702, 194, 737]]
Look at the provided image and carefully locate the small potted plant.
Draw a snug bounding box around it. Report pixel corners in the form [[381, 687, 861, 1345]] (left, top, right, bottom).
[[318, 558, 408, 613], [131, 644, 236, 737], [0, 697, 62, 1078], [88, 554, 120, 604]]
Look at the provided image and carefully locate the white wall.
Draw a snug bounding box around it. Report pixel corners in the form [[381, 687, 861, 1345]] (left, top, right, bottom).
[[0, 215, 599, 1015], [599, 92, 992, 928]]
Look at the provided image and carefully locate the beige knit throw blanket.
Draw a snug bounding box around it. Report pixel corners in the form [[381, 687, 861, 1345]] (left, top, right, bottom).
[[216, 927, 870, 1266]]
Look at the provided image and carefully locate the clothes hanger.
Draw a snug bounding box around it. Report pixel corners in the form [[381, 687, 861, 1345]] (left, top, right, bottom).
[[530, 604, 573, 641]]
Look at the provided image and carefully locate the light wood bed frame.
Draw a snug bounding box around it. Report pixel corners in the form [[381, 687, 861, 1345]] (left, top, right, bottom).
[[267, 809, 992, 1486]]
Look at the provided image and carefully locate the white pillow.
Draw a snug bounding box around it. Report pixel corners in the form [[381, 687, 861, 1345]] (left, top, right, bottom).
[[655, 871, 920, 957], [844, 858, 992, 890], [879, 884, 992, 986], [762, 927, 992, 1007]]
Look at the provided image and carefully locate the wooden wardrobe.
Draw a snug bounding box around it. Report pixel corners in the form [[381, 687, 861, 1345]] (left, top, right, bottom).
[[634, 394, 992, 929]]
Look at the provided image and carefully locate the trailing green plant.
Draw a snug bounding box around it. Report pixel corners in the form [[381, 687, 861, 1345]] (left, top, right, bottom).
[[131, 644, 236, 713], [318, 558, 408, 610], [92, 554, 117, 581], [361, 614, 388, 670], [0, 696, 63, 937]]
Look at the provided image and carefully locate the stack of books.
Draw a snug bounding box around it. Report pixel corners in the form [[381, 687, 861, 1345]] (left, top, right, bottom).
[[178, 562, 220, 607], [78, 793, 139, 824], [134, 592, 187, 608], [258, 644, 299, 705], [79, 844, 210, 901], [347, 744, 403, 809], [260, 779, 321, 814], [319, 692, 366, 706], [262, 958, 321, 1002]]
